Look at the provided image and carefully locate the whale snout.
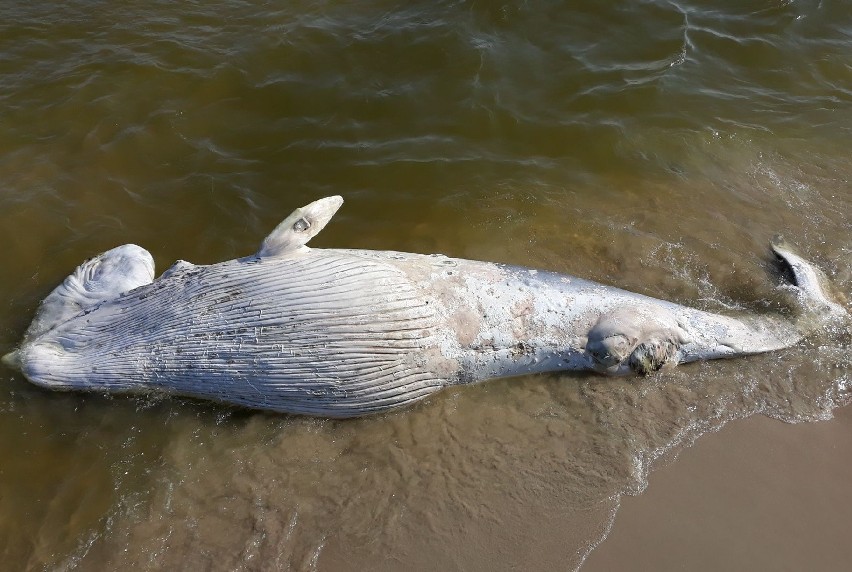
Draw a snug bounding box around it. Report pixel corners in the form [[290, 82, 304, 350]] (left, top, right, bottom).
[[4, 343, 78, 389], [2, 350, 21, 371]]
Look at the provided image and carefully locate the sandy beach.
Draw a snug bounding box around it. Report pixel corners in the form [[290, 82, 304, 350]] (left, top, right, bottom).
[[585, 405, 852, 571]]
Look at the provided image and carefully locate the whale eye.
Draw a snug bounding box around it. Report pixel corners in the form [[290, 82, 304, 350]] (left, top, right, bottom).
[[292, 218, 310, 232]]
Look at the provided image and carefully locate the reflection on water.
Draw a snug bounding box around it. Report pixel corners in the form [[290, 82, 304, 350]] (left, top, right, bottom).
[[1, 0, 850, 569]]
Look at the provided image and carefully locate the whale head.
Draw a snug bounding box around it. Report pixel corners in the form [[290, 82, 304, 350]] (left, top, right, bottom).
[[23, 244, 155, 343], [3, 243, 155, 379]]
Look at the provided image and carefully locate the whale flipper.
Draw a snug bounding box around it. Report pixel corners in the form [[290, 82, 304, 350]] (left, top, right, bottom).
[[256, 195, 344, 258]]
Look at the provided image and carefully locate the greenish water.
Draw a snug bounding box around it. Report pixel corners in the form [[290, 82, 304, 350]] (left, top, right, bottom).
[[1, 1, 850, 569]]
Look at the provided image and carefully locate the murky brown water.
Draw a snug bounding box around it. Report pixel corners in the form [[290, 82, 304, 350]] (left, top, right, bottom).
[[1, 1, 850, 569]]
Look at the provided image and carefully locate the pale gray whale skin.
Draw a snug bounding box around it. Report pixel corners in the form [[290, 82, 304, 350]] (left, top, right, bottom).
[[2, 196, 846, 417]]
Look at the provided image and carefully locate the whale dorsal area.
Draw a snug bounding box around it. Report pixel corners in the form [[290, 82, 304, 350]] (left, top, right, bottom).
[[256, 195, 344, 258]]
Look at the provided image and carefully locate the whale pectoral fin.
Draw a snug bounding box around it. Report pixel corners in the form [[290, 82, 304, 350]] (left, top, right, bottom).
[[257, 195, 344, 258]]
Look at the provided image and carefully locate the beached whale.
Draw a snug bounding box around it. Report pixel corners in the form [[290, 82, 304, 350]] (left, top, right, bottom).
[[2, 196, 846, 417]]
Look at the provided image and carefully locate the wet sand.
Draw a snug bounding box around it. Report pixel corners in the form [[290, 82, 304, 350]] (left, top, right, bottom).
[[584, 405, 852, 571]]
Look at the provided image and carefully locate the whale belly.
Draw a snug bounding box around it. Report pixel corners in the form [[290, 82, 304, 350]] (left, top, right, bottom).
[[20, 251, 454, 417]]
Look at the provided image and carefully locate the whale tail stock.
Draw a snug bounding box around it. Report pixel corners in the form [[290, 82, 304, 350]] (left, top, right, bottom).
[[587, 237, 848, 375], [671, 237, 847, 368]]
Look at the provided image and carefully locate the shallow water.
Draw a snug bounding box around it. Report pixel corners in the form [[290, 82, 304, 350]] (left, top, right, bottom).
[[1, 0, 850, 569]]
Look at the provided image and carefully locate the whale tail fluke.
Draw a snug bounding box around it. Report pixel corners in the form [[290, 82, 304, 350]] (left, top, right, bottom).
[[673, 238, 846, 367], [770, 236, 848, 330]]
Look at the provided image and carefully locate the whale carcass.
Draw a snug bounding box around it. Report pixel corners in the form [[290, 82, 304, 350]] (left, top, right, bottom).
[[2, 196, 846, 417]]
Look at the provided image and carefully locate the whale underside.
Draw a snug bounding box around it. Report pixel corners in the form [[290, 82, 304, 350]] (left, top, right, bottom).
[[3, 196, 846, 417]]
